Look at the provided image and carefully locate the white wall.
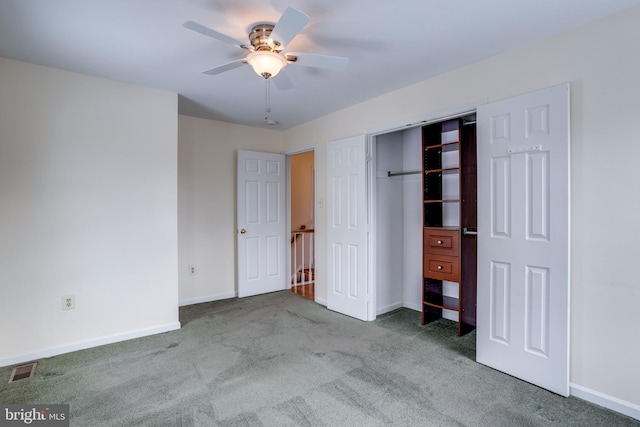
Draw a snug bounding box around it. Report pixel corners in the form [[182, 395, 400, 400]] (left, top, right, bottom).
[[401, 127, 424, 312], [375, 127, 423, 315], [375, 131, 405, 313], [177, 115, 284, 305], [282, 6, 640, 416], [0, 58, 180, 366]]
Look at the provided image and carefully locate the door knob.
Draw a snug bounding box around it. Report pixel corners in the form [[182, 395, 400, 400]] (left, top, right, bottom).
[[240, 229, 246, 234]]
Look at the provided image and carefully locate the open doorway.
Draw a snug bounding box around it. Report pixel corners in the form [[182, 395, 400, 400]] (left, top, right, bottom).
[[289, 150, 315, 300]]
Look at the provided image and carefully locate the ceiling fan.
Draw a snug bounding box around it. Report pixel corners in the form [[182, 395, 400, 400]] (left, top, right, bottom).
[[183, 7, 349, 86]]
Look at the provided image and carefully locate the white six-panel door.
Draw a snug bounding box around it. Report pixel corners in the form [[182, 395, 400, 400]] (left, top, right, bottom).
[[237, 150, 286, 298], [326, 135, 373, 321], [476, 84, 570, 396]]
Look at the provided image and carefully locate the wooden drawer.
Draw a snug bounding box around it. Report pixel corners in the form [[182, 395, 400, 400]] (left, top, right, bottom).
[[424, 254, 460, 282], [423, 228, 459, 256]]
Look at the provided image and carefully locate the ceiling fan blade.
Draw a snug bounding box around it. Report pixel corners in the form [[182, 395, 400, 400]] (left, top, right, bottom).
[[272, 70, 294, 91], [202, 59, 247, 75], [285, 52, 349, 70], [183, 21, 250, 50], [270, 8, 310, 48]]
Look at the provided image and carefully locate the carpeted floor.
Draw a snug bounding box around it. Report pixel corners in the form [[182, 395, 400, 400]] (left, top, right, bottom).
[[1, 291, 638, 426]]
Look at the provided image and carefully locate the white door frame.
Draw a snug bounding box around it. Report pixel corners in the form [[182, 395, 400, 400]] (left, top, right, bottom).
[[285, 146, 317, 301]]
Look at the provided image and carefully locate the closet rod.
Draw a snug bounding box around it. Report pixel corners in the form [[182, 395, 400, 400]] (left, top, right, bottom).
[[387, 170, 421, 177]]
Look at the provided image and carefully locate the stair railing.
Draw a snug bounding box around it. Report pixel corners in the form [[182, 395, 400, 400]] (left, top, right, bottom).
[[291, 228, 314, 287]]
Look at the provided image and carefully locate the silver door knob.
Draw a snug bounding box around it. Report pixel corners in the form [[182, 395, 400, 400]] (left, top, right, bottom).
[[240, 229, 246, 234]]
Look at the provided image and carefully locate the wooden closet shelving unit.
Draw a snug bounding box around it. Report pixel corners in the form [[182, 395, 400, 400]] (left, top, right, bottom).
[[421, 117, 477, 336]]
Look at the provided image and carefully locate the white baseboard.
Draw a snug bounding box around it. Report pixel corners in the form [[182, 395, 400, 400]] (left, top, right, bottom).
[[571, 383, 640, 421], [315, 297, 327, 307], [377, 302, 404, 315], [442, 309, 459, 322], [402, 301, 422, 312], [377, 302, 422, 316], [0, 322, 181, 368], [179, 292, 237, 307]]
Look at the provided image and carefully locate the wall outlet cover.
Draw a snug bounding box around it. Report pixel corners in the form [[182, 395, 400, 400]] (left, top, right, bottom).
[[62, 295, 75, 311]]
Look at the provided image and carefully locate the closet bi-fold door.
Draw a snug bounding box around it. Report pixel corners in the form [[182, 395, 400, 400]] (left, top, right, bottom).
[[476, 83, 570, 396], [326, 135, 373, 321]]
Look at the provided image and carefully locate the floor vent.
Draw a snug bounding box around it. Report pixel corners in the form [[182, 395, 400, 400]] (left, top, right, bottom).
[[8, 362, 37, 383]]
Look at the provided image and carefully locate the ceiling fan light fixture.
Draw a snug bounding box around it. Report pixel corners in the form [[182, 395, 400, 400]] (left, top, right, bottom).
[[246, 51, 287, 79]]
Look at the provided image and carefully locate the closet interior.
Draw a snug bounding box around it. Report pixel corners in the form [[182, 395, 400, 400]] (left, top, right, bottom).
[[374, 114, 477, 335]]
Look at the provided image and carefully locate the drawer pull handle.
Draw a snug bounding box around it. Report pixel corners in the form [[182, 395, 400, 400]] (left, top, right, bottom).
[[437, 265, 443, 270], [437, 240, 443, 244]]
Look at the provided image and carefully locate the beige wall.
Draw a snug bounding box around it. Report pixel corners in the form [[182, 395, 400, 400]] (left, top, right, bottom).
[[282, 6, 640, 412], [0, 58, 179, 365], [177, 115, 284, 304], [290, 150, 315, 231]]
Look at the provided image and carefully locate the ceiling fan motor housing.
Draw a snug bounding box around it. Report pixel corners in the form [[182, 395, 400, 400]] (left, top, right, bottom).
[[249, 24, 281, 52]]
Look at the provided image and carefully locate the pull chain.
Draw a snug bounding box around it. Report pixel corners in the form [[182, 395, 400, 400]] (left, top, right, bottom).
[[264, 78, 271, 121]]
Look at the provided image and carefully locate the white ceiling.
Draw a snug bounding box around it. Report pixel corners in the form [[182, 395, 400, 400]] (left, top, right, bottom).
[[0, 0, 637, 130]]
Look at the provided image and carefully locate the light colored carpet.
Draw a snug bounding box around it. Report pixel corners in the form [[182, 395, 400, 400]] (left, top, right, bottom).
[[1, 291, 637, 426]]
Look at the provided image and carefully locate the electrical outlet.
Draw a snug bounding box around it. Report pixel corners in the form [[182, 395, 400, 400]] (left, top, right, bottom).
[[62, 295, 75, 311], [188, 265, 196, 276]]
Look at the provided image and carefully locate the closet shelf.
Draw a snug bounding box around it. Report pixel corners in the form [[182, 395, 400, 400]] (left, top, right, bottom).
[[425, 167, 459, 175], [424, 296, 459, 312], [424, 142, 460, 152], [424, 225, 460, 231], [424, 199, 460, 203]]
